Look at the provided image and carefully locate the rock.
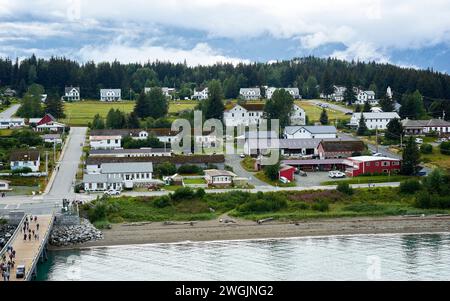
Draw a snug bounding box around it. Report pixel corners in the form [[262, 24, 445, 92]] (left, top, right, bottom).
[[49, 218, 103, 247]]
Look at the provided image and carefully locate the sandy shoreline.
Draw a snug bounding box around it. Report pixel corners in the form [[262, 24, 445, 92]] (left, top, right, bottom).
[[48, 215, 450, 251]]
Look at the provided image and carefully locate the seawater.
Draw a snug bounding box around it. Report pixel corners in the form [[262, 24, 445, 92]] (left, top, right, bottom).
[[37, 233, 450, 281]]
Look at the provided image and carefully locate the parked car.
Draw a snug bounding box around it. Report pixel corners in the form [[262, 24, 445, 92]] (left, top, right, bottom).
[[437, 138, 448, 143], [279, 176, 290, 184], [329, 171, 345, 178], [298, 170, 307, 177], [16, 265, 25, 278], [104, 189, 121, 196], [239, 153, 245, 158], [373, 153, 383, 157], [0, 238, 5, 248], [415, 138, 423, 144], [345, 111, 353, 115]]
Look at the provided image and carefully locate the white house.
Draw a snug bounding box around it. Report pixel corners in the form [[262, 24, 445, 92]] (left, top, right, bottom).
[[89, 135, 122, 150], [356, 90, 378, 105], [350, 112, 401, 130], [10, 150, 41, 172], [36, 121, 66, 133], [283, 126, 337, 139], [223, 103, 265, 127], [204, 169, 237, 186], [290, 104, 306, 125], [192, 88, 208, 100], [63, 86, 80, 101], [239, 88, 261, 100], [266, 87, 301, 99], [100, 89, 121, 101], [83, 162, 154, 191], [322, 85, 346, 101], [0, 180, 11, 191], [402, 118, 450, 136], [0, 118, 25, 129], [144, 87, 176, 99]]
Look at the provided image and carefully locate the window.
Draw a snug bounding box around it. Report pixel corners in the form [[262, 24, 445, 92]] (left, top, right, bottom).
[[365, 162, 370, 167], [382, 161, 390, 166]]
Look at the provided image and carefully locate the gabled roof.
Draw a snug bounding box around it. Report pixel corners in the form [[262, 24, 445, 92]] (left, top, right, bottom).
[[86, 154, 225, 165], [347, 156, 400, 162], [204, 169, 236, 177], [10, 150, 40, 162], [101, 162, 153, 173], [284, 125, 337, 135], [65, 86, 80, 94], [319, 140, 365, 153], [402, 119, 450, 128], [352, 112, 400, 120]]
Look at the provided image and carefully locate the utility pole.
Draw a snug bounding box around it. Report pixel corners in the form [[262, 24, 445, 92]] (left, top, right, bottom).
[[45, 151, 48, 182], [375, 126, 379, 153], [443, 110, 446, 120]]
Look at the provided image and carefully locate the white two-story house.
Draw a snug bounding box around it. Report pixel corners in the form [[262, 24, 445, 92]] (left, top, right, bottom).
[[100, 89, 121, 101], [350, 112, 400, 130], [356, 90, 378, 105], [239, 88, 261, 100], [266, 87, 301, 99], [63, 86, 80, 101], [223, 103, 265, 127], [290, 104, 306, 125], [192, 88, 208, 100], [10, 150, 41, 172]]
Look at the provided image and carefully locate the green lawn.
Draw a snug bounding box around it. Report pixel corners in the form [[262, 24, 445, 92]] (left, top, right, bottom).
[[296, 101, 350, 123], [183, 178, 206, 184], [421, 147, 450, 170], [321, 175, 418, 186], [240, 156, 256, 172], [255, 171, 296, 187], [61, 100, 198, 126]]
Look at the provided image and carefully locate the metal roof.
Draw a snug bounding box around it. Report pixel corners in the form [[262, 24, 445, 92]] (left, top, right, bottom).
[[101, 162, 153, 173]]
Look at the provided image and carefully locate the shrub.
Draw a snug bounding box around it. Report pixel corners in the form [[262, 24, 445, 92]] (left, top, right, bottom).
[[171, 187, 196, 201], [237, 194, 287, 213], [196, 188, 206, 199], [293, 202, 309, 210], [415, 192, 450, 209], [440, 141, 450, 155], [155, 162, 177, 176], [399, 179, 422, 194], [311, 200, 329, 212], [420, 143, 433, 154], [11, 167, 32, 174], [153, 195, 171, 208], [336, 182, 353, 195], [177, 164, 203, 175]]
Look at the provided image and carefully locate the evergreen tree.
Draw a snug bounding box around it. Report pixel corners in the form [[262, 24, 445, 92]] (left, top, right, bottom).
[[91, 113, 105, 129], [134, 92, 151, 118], [399, 90, 426, 119], [223, 76, 239, 99], [379, 95, 395, 112], [264, 89, 294, 129], [205, 80, 225, 120], [362, 101, 372, 112], [304, 76, 318, 99], [106, 109, 126, 129], [148, 87, 168, 119], [344, 84, 357, 105], [319, 108, 329, 125], [126, 111, 141, 129], [385, 118, 403, 142], [354, 104, 361, 112], [356, 113, 368, 136], [16, 87, 43, 118], [264, 161, 280, 181], [401, 136, 421, 175], [45, 93, 65, 118], [321, 70, 334, 99]]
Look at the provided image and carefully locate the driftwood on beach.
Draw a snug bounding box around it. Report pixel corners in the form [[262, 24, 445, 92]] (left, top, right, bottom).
[[257, 218, 274, 224], [163, 221, 197, 226]]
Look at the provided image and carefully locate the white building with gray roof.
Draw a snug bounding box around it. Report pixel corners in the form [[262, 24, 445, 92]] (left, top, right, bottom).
[[100, 89, 121, 101], [283, 126, 337, 139], [239, 88, 261, 100], [83, 162, 155, 191]]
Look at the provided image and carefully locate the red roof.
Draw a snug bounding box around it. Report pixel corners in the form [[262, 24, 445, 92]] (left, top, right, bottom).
[[37, 114, 56, 126]]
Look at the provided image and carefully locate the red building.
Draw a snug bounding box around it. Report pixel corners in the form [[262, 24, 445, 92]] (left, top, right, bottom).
[[37, 114, 56, 126], [345, 156, 401, 177], [279, 165, 296, 181], [317, 140, 366, 159]]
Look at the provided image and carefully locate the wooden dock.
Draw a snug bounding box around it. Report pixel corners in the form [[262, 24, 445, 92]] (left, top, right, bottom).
[[3, 214, 54, 281]]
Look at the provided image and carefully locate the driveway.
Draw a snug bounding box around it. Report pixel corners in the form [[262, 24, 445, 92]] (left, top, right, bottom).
[[295, 171, 348, 187], [0, 104, 20, 119], [46, 127, 87, 198], [307, 99, 353, 114], [224, 154, 268, 187]]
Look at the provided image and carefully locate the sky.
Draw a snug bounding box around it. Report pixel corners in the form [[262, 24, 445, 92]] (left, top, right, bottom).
[[1, 0, 450, 72]]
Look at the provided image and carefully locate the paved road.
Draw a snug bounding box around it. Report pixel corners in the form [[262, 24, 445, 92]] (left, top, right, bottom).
[[46, 127, 87, 198], [307, 99, 353, 114], [225, 154, 267, 187], [0, 104, 20, 119]]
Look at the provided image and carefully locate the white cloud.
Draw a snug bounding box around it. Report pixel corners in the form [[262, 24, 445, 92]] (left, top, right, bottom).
[[77, 41, 249, 66], [330, 42, 389, 63], [2, 0, 450, 65]]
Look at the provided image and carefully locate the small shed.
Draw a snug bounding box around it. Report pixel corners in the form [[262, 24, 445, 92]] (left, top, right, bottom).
[[279, 165, 296, 182]]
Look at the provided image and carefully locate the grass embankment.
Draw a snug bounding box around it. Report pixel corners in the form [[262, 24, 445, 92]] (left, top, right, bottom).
[[421, 148, 450, 170], [240, 156, 256, 172], [296, 101, 350, 123], [321, 175, 417, 185], [81, 186, 450, 228], [62, 100, 197, 126]]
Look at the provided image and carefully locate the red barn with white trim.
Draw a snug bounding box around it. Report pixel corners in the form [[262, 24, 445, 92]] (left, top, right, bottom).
[[345, 156, 401, 177], [279, 165, 296, 181]]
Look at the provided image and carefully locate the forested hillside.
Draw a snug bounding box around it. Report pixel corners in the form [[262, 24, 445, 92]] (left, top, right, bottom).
[[1, 55, 450, 108]]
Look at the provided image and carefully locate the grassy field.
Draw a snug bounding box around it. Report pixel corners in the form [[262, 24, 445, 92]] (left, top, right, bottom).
[[183, 178, 206, 185], [421, 147, 450, 170], [81, 187, 450, 226], [296, 101, 350, 123], [61, 100, 198, 126], [240, 156, 256, 172]]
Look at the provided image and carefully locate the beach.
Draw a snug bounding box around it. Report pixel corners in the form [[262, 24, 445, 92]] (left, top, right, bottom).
[[49, 215, 450, 250]]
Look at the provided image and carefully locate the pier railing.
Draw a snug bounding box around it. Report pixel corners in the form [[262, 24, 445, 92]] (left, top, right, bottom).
[[0, 214, 26, 259]]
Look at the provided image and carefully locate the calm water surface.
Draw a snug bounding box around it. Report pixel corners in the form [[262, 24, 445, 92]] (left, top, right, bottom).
[[37, 233, 450, 281]]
